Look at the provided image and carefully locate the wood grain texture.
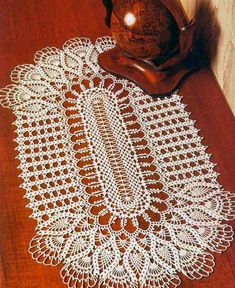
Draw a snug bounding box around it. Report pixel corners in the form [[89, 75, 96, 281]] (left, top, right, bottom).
[[180, 0, 235, 114], [0, 1, 234, 288], [110, 0, 179, 59]]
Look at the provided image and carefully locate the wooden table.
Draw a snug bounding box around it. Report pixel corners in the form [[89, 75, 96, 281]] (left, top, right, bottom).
[[0, 1, 234, 287]]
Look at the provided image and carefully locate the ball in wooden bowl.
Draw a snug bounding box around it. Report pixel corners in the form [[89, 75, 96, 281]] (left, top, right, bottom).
[[111, 0, 179, 61]]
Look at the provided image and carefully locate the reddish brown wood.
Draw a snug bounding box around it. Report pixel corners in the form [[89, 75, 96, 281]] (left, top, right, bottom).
[[110, 0, 179, 60], [98, 46, 199, 96], [99, 0, 198, 96], [160, 0, 189, 28], [0, 1, 234, 288]]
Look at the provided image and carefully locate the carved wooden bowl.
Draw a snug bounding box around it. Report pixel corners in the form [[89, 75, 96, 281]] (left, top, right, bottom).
[[111, 0, 179, 61]]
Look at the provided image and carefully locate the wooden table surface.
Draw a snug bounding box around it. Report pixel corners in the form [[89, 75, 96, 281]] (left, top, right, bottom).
[[0, 1, 234, 288]]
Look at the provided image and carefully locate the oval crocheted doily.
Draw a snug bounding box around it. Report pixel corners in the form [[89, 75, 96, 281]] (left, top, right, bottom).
[[0, 37, 234, 288]]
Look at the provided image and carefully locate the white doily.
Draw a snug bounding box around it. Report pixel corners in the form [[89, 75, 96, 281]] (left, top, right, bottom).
[[0, 37, 234, 288]]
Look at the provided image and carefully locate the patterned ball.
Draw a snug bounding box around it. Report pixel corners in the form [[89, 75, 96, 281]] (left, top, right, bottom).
[[111, 0, 179, 61]]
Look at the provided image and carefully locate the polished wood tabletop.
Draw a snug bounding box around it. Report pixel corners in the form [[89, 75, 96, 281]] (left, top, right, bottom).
[[0, 1, 234, 288]]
